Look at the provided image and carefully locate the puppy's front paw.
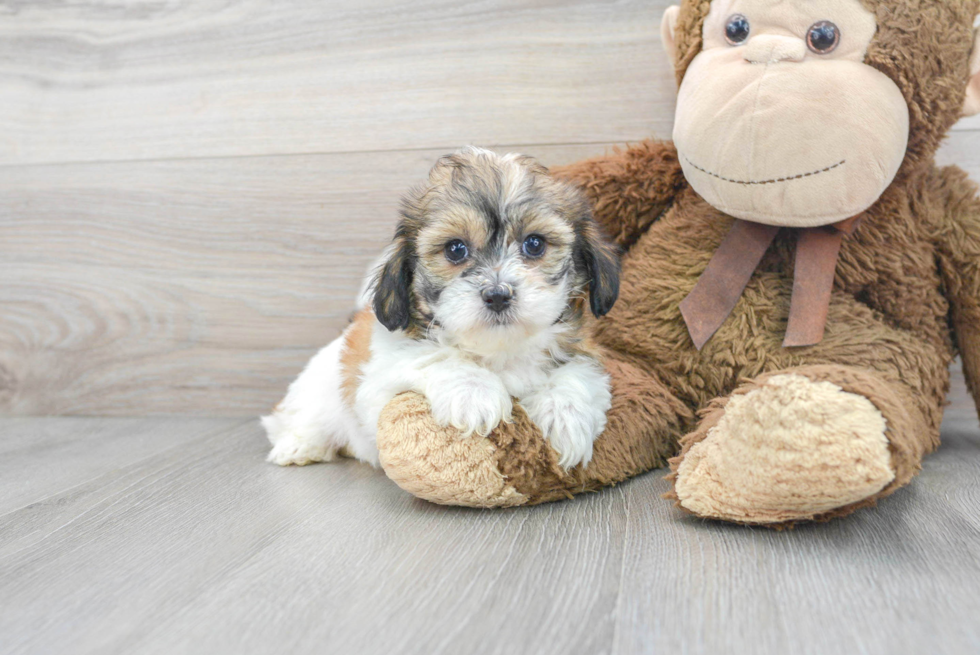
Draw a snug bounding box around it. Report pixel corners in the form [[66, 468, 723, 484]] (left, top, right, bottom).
[[426, 370, 513, 437], [521, 391, 608, 470]]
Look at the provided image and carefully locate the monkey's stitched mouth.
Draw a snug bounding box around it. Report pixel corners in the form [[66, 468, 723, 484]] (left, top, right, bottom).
[[683, 156, 846, 186]]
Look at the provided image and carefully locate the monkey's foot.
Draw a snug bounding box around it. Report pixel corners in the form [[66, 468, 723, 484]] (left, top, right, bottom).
[[668, 372, 896, 526]]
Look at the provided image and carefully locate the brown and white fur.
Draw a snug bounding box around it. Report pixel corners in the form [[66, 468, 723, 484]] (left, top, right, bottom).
[[262, 147, 620, 470]]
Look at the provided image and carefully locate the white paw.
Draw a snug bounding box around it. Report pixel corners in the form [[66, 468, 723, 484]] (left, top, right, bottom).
[[425, 369, 513, 437], [521, 391, 608, 470], [266, 431, 338, 466]]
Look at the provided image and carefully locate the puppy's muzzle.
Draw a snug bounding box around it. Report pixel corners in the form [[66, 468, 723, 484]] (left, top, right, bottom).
[[481, 284, 513, 313]]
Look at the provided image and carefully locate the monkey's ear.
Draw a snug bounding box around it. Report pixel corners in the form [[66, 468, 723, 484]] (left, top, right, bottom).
[[964, 27, 980, 117], [661, 5, 681, 72], [574, 221, 621, 318], [372, 239, 415, 332]]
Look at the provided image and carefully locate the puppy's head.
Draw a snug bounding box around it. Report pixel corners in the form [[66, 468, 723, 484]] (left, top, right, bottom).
[[373, 147, 619, 348]]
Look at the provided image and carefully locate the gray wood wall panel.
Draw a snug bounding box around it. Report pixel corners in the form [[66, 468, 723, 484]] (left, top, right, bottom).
[[937, 130, 980, 178], [0, 0, 677, 166], [0, 0, 978, 416], [0, 144, 605, 416]]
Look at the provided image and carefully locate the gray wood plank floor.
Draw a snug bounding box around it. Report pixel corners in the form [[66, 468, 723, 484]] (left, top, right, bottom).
[[2, 386, 979, 655]]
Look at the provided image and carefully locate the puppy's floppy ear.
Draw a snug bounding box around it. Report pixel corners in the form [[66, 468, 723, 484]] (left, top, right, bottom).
[[372, 228, 416, 332], [573, 203, 621, 318]]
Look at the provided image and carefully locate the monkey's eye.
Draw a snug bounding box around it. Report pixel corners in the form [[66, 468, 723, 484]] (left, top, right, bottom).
[[725, 14, 750, 45], [444, 239, 469, 264], [522, 234, 546, 258], [807, 21, 840, 54]]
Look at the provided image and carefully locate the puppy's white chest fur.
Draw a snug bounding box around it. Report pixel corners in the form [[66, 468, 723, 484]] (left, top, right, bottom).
[[264, 310, 611, 470]]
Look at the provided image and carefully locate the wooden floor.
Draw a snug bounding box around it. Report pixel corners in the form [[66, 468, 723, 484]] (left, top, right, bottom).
[[2, 370, 979, 655]]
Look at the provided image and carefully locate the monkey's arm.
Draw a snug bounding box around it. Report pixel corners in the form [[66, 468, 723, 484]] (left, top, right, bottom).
[[551, 140, 687, 251], [936, 165, 980, 412]]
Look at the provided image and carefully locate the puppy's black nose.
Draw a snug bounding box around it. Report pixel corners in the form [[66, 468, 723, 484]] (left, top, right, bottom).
[[481, 285, 513, 313]]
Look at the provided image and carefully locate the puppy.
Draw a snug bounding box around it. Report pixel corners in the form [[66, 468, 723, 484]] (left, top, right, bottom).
[[263, 147, 620, 470]]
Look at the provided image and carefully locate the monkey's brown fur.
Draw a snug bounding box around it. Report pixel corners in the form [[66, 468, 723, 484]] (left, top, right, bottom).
[[375, 0, 980, 525]]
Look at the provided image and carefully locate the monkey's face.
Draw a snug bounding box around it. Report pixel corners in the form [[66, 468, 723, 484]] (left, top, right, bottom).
[[671, 0, 910, 227]]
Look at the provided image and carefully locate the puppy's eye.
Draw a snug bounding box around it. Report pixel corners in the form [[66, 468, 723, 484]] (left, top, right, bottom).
[[725, 14, 750, 45], [444, 239, 469, 264], [806, 21, 840, 54], [522, 234, 546, 258]]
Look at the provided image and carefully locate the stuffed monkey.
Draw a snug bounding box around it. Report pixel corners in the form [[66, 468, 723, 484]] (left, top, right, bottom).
[[374, 0, 980, 526]]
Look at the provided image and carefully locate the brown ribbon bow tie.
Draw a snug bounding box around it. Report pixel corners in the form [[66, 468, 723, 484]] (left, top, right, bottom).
[[679, 216, 860, 350]]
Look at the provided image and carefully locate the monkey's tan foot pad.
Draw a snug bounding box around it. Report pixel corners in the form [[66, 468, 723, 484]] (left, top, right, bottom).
[[668, 374, 895, 525], [376, 388, 668, 508]]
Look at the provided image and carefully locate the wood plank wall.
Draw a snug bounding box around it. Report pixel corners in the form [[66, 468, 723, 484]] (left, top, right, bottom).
[[2, 1, 978, 416]]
